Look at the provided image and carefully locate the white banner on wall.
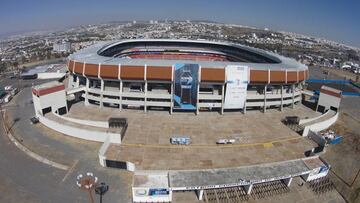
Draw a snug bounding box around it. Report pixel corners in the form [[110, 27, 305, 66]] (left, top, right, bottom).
[[224, 65, 249, 109]]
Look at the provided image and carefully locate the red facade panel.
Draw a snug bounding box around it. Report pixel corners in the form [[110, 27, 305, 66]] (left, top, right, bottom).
[[250, 70, 268, 83], [121, 66, 145, 80], [74, 62, 84, 74], [270, 70, 286, 83], [146, 66, 172, 80], [99, 64, 119, 79], [33, 85, 65, 97], [84, 63, 99, 77], [287, 71, 297, 83], [201, 68, 225, 82]]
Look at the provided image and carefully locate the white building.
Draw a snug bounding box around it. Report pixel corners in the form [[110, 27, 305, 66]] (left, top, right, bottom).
[[53, 41, 71, 52], [32, 81, 68, 116]]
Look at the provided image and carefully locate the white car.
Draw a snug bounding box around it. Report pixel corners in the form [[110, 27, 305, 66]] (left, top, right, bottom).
[[216, 139, 236, 144], [4, 86, 13, 91]]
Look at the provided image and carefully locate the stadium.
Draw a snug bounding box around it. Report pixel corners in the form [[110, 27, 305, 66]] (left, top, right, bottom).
[[66, 39, 309, 113], [30, 39, 340, 202]]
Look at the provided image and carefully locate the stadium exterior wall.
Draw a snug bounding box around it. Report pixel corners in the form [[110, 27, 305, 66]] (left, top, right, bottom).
[[66, 40, 308, 113]]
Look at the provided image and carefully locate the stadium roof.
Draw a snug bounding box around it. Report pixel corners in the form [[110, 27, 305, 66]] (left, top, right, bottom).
[[69, 39, 307, 71]]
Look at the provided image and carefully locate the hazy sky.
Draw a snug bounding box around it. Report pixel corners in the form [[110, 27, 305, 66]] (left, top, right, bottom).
[[0, 0, 359, 47]]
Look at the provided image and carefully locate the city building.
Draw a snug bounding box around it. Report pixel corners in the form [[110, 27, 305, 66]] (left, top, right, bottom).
[[53, 41, 71, 52]]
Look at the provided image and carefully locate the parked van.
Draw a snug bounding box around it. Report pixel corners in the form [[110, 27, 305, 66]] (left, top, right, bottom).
[[170, 136, 190, 145]]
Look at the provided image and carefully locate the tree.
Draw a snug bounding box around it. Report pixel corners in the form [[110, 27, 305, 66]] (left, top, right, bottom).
[[347, 49, 359, 61], [20, 56, 27, 64], [0, 62, 5, 73], [13, 61, 19, 71]]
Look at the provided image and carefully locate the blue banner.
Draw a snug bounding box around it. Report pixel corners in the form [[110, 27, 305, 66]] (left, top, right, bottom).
[[173, 63, 199, 110]]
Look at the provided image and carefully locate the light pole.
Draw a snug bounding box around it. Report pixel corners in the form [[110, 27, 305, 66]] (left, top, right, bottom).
[[95, 182, 109, 203], [76, 172, 98, 203]]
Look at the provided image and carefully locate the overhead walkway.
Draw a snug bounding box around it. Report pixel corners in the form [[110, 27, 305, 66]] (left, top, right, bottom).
[[66, 86, 86, 95]]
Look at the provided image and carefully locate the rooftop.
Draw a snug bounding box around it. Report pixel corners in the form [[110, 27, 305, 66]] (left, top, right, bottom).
[[321, 85, 342, 94], [32, 81, 63, 91], [133, 172, 169, 188], [169, 157, 325, 188]]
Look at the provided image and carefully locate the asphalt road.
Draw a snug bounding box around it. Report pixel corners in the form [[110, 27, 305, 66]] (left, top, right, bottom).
[[0, 77, 132, 203]]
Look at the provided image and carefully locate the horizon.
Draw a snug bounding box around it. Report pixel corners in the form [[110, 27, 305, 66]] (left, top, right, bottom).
[[0, 0, 359, 48]]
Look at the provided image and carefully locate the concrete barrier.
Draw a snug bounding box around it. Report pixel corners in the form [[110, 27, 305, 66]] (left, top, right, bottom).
[[308, 131, 327, 147], [54, 113, 109, 128], [98, 135, 111, 167], [299, 110, 331, 125], [302, 111, 339, 137], [39, 114, 121, 143]]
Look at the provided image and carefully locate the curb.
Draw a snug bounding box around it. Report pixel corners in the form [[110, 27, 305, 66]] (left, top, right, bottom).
[[2, 110, 69, 171]]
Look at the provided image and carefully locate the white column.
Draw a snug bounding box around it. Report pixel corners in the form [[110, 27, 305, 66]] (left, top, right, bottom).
[[221, 83, 225, 115], [244, 184, 253, 195], [119, 80, 123, 111], [170, 65, 174, 115], [196, 84, 200, 115], [170, 81, 173, 114], [197, 189, 204, 201], [101, 79, 104, 91], [100, 79, 104, 108], [144, 80, 147, 113], [118, 64, 122, 111], [196, 66, 201, 115], [263, 85, 267, 113], [85, 78, 89, 106], [292, 84, 295, 109], [65, 104, 69, 114], [144, 64, 147, 113], [283, 177, 293, 187], [68, 74, 73, 88], [243, 100, 247, 114], [75, 75, 80, 87], [280, 85, 283, 111]]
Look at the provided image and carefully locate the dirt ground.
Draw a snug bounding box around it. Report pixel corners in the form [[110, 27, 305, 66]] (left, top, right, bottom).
[[322, 112, 360, 203], [320, 67, 360, 82]]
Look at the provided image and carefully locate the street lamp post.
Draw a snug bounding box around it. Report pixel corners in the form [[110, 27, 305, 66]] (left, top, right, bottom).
[[95, 182, 109, 203], [76, 172, 98, 203]]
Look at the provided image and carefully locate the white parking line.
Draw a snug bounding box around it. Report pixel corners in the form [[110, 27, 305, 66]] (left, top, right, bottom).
[[62, 159, 79, 182]]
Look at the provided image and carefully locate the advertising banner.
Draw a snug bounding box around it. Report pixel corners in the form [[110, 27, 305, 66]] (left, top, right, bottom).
[[224, 65, 249, 109], [173, 63, 199, 110]]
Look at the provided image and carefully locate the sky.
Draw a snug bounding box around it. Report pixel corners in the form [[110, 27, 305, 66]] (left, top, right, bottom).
[[0, 0, 359, 47]]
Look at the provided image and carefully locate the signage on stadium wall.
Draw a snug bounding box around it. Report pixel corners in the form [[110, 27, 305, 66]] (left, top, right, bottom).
[[224, 65, 249, 109], [173, 63, 199, 110], [176, 181, 251, 191], [133, 188, 171, 202]]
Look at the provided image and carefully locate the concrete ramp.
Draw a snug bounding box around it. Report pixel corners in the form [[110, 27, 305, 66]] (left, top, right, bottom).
[[301, 110, 339, 137]]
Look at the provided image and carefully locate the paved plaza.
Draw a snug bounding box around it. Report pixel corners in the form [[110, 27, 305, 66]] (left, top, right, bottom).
[[66, 102, 320, 170]]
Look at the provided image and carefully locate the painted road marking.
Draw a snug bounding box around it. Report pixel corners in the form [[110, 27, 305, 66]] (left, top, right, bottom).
[[121, 136, 302, 149], [62, 159, 79, 182], [263, 142, 274, 148]]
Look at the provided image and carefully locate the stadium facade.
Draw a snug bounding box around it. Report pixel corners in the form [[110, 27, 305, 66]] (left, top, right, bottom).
[[67, 39, 309, 114]]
